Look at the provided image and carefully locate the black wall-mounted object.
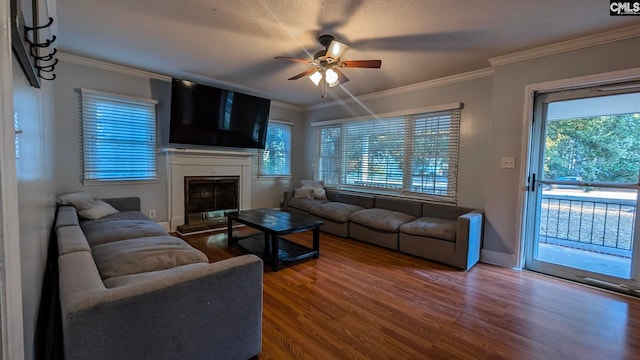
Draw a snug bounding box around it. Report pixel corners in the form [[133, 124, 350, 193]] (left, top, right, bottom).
[[10, 0, 58, 87], [169, 78, 271, 150]]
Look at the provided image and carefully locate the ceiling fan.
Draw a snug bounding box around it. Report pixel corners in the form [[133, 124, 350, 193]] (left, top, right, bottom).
[[275, 34, 382, 98]]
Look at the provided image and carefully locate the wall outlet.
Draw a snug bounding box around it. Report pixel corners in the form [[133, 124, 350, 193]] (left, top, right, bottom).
[[148, 209, 156, 219], [501, 156, 516, 169]]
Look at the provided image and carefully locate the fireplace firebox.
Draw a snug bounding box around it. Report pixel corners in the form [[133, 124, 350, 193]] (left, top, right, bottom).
[[177, 176, 239, 234]]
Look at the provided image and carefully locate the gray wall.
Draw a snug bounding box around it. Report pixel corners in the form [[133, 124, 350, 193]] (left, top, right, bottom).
[[484, 36, 640, 262], [13, 58, 57, 359], [54, 61, 170, 220], [302, 36, 640, 267], [53, 36, 640, 270], [54, 60, 304, 219]]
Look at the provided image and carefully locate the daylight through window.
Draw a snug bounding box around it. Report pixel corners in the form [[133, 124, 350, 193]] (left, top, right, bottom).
[[81, 89, 157, 183], [259, 121, 292, 177], [317, 106, 461, 203]]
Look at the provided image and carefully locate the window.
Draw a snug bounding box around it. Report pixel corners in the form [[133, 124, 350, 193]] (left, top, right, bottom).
[[81, 89, 157, 183], [317, 106, 461, 203], [259, 121, 292, 177]]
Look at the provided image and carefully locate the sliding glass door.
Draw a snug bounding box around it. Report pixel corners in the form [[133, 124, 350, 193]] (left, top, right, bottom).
[[524, 83, 640, 295]]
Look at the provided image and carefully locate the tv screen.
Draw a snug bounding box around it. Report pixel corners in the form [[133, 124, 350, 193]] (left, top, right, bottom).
[[169, 78, 271, 149]]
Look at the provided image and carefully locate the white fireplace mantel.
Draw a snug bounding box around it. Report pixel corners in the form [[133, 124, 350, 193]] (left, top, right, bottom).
[[164, 148, 255, 231]]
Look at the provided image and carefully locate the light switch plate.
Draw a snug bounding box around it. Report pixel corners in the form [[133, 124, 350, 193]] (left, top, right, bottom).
[[501, 157, 516, 169]]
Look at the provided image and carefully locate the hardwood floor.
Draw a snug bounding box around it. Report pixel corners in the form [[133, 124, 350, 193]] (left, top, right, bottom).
[[178, 229, 640, 360]]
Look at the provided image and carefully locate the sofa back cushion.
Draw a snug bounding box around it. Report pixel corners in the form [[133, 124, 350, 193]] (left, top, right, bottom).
[[56, 206, 80, 229], [91, 236, 208, 280], [335, 192, 374, 209], [57, 226, 92, 255], [374, 197, 422, 218], [421, 203, 476, 220]]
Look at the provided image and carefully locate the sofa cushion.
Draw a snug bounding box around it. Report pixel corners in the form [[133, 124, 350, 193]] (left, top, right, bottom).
[[80, 210, 150, 227], [91, 236, 208, 280], [421, 203, 475, 221], [349, 208, 416, 232], [81, 220, 169, 247], [335, 192, 375, 209], [57, 226, 91, 255], [375, 197, 423, 218], [310, 202, 364, 223], [103, 263, 210, 288], [56, 206, 80, 229], [288, 197, 331, 212], [399, 217, 457, 242]]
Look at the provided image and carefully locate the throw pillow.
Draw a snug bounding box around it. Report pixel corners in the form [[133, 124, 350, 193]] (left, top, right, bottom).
[[57, 192, 96, 210], [57, 192, 119, 220], [301, 180, 327, 200], [293, 187, 314, 200], [78, 201, 119, 220]]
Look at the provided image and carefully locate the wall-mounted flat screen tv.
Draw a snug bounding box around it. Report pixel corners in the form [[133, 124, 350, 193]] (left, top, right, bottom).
[[169, 78, 271, 149]]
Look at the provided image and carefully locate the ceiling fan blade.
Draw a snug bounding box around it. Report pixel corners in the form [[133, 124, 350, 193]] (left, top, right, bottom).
[[341, 60, 382, 68], [288, 68, 318, 80], [274, 56, 312, 64], [334, 69, 349, 85]]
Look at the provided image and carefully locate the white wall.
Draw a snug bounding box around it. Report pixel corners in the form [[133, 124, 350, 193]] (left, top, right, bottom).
[[12, 50, 58, 360], [483, 36, 640, 265], [54, 59, 305, 217]]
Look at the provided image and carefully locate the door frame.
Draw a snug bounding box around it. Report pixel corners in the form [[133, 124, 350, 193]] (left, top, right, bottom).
[[0, 0, 26, 359], [518, 67, 640, 271]]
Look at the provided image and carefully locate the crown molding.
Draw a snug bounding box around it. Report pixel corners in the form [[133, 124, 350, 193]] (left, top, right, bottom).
[[305, 67, 494, 111], [271, 100, 304, 111], [58, 52, 303, 110], [489, 24, 640, 67], [58, 52, 171, 81]]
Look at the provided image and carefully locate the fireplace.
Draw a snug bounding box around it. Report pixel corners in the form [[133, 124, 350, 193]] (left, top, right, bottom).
[[164, 148, 253, 232], [178, 176, 239, 234]]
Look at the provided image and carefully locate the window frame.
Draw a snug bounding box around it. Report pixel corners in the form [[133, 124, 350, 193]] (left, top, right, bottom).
[[258, 120, 293, 178], [80, 89, 158, 185], [315, 103, 462, 204]]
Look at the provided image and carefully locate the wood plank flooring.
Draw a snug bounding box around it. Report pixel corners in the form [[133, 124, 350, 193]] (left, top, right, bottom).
[[178, 229, 640, 360]]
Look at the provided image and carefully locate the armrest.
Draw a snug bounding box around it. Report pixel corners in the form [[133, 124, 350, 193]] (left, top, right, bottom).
[[60, 254, 263, 360], [282, 190, 294, 210], [455, 211, 484, 269]]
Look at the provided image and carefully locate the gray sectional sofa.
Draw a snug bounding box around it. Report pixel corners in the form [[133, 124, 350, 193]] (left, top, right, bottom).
[[283, 189, 483, 270], [55, 197, 263, 360]]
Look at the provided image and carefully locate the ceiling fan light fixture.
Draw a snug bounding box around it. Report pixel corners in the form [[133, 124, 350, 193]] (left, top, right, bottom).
[[309, 71, 322, 86], [326, 40, 348, 63], [325, 68, 339, 86]]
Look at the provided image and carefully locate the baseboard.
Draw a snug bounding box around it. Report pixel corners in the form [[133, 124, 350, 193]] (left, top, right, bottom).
[[480, 249, 519, 269], [158, 222, 170, 231]]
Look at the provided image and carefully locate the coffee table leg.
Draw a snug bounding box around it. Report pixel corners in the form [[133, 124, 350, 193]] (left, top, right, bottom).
[[271, 233, 279, 272], [313, 227, 320, 258], [227, 217, 233, 248]]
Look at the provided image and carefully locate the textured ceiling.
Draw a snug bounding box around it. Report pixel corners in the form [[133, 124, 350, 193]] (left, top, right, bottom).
[[57, 0, 640, 106]]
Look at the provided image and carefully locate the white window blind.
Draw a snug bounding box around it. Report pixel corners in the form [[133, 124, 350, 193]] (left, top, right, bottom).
[[317, 106, 461, 203], [81, 89, 157, 182], [342, 117, 406, 190], [318, 126, 342, 185], [259, 122, 292, 177], [406, 110, 461, 202]]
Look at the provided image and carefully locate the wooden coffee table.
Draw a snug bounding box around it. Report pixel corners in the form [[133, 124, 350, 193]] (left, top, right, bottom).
[[226, 208, 324, 271]]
